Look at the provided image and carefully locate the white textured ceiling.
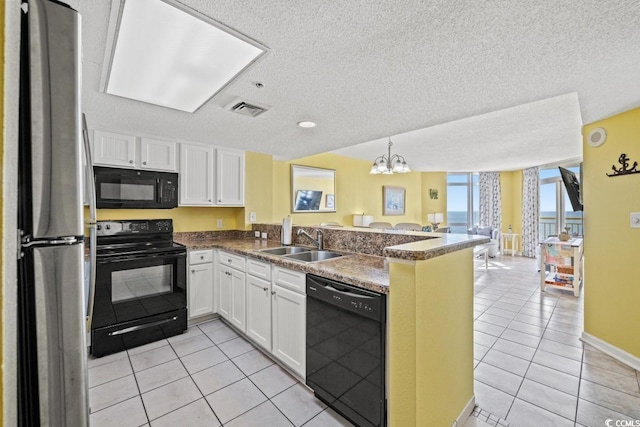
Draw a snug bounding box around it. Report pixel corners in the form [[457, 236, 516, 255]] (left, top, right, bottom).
[[68, 0, 640, 171]]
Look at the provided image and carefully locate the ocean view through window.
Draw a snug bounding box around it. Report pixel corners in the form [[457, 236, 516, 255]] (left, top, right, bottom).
[[447, 173, 479, 233]]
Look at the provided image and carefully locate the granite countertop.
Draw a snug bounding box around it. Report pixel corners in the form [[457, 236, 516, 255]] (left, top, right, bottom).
[[175, 236, 389, 293], [174, 231, 489, 295]]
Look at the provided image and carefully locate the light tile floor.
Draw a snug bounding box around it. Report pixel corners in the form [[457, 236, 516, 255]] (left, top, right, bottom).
[[87, 319, 353, 426], [471, 255, 640, 427], [89, 255, 640, 427]]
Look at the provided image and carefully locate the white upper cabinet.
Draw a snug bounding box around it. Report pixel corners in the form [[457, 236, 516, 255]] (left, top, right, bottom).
[[140, 138, 177, 171], [215, 149, 245, 206], [179, 143, 214, 205], [92, 131, 177, 172], [92, 130, 136, 168]]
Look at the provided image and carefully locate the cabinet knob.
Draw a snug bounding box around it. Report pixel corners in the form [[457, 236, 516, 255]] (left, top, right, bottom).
[[271, 291, 276, 295], [129, 160, 134, 164], [263, 287, 268, 292], [208, 199, 212, 202], [218, 199, 222, 202], [228, 259, 232, 263], [191, 269, 195, 274], [142, 161, 147, 165], [200, 255, 204, 259]]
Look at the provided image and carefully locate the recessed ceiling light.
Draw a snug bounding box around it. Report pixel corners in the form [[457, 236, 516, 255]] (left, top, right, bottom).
[[297, 121, 317, 128], [103, 0, 267, 113]]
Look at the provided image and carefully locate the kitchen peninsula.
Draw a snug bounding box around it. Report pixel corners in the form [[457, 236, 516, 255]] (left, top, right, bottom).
[[175, 225, 488, 426]]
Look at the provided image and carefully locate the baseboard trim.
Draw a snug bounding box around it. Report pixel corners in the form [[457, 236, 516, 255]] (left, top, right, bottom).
[[581, 332, 640, 371], [454, 395, 475, 427]]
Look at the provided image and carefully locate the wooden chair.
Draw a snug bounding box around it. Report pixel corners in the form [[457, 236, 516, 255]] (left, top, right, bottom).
[[368, 222, 393, 229], [394, 222, 423, 231]]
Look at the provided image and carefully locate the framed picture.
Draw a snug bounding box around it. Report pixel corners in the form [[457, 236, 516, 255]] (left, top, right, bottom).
[[383, 186, 405, 216], [325, 194, 335, 209]]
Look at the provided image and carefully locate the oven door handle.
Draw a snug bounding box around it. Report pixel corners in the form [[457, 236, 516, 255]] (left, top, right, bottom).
[[97, 251, 186, 263], [108, 316, 179, 336]]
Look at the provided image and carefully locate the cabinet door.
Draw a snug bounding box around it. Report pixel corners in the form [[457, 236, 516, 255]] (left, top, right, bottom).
[[140, 138, 177, 171], [92, 130, 136, 168], [215, 149, 244, 205], [188, 263, 214, 319], [229, 268, 246, 333], [180, 143, 214, 205], [217, 265, 231, 320], [272, 284, 306, 377], [246, 275, 271, 350]]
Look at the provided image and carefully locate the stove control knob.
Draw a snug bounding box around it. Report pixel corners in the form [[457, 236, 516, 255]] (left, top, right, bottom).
[[105, 224, 111, 230], [96, 224, 102, 231]]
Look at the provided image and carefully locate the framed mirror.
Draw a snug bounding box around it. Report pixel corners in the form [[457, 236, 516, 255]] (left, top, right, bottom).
[[291, 165, 336, 213]]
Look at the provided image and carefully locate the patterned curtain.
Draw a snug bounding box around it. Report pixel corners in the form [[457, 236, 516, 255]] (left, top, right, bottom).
[[521, 167, 539, 258], [479, 172, 502, 231]]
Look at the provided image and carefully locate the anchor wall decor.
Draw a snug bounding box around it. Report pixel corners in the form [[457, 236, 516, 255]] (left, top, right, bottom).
[[606, 153, 640, 177]]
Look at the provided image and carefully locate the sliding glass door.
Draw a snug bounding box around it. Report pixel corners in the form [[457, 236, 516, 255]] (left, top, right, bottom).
[[539, 166, 583, 240]]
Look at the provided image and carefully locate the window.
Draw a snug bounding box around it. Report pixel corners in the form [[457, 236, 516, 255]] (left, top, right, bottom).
[[447, 173, 479, 233], [539, 165, 583, 239]]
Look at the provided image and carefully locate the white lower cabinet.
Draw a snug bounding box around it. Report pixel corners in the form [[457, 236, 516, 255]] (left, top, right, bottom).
[[271, 283, 306, 377], [246, 274, 272, 350], [188, 250, 214, 320], [215, 255, 306, 378], [217, 251, 246, 333]]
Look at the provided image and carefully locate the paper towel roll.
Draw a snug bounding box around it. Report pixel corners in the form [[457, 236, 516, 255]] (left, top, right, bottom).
[[282, 216, 292, 245]]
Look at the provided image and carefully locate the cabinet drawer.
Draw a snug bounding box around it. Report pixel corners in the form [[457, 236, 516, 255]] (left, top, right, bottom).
[[189, 250, 213, 265], [247, 258, 272, 281], [272, 266, 306, 295], [219, 250, 246, 271]]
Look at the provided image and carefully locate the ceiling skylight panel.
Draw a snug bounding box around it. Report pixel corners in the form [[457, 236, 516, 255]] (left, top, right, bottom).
[[104, 0, 267, 112]]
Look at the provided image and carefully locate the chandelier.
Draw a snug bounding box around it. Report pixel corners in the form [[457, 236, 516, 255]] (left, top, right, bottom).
[[369, 137, 411, 174]]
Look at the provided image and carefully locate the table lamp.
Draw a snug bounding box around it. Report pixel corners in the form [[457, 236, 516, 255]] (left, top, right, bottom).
[[427, 212, 443, 230]]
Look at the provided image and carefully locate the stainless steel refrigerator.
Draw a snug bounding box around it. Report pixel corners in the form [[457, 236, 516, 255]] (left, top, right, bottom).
[[17, 0, 90, 425]]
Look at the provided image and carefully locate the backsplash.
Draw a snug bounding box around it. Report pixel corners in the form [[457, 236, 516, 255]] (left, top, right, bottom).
[[251, 223, 434, 257], [174, 230, 253, 241]]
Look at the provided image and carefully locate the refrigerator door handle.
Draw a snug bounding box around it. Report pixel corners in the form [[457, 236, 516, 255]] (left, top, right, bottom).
[[82, 113, 98, 334], [82, 113, 97, 224]]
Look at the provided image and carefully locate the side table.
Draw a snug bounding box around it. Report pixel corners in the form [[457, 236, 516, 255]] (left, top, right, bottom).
[[501, 233, 519, 256]]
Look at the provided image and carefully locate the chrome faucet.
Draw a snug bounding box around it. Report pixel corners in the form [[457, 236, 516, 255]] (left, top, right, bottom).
[[297, 229, 323, 250]]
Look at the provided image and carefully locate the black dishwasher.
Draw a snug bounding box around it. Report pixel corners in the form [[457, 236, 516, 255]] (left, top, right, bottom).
[[306, 274, 386, 427]]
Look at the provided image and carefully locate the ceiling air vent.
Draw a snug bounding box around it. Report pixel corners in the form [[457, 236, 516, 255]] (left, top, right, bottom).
[[226, 99, 268, 117]]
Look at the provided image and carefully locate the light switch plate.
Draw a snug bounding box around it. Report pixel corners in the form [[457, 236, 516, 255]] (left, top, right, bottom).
[[631, 212, 640, 228], [254, 231, 260, 238], [261, 232, 267, 239], [249, 212, 257, 222], [217, 219, 223, 228]]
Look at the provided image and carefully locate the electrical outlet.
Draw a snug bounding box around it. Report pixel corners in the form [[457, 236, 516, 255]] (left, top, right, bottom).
[[249, 212, 257, 222], [217, 219, 223, 228], [631, 212, 640, 228], [254, 231, 260, 238], [261, 232, 267, 239]]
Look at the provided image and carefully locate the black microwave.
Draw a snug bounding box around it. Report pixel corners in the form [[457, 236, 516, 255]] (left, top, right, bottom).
[[94, 166, 179, 209]]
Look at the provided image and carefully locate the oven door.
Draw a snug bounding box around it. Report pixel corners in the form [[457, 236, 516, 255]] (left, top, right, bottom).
[[91, 250, 187, 356]]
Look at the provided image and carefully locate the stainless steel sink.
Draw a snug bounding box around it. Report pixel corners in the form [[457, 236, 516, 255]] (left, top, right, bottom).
[[283, 250, 344, 262], [259, 246, 316, 255]]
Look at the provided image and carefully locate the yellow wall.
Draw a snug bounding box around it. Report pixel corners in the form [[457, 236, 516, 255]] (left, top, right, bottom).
[[240, 151, 273, 229], [95, 207, 242, 232], [271, 153, 425, 226], [421, 172, 448, 224], [389, 249, 474, 425], [1, 2, 5, 420], [500, 170, 524, 251], [583, 107, 640, 357]]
